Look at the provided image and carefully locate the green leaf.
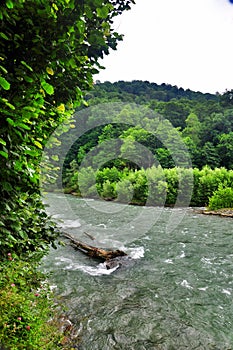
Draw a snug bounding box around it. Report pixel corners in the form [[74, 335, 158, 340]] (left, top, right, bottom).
[[0, 76, 10, 90], [0, 150, 8, 159], [6, 0, 14, 9], [19, 231, 28, 240], [0, 138, 6, 146], [68, 58, 76, 69], [97, 6, 109, 19], [51, 155, 59, 161], [2, 99, 15, 109], [6, 117, 15, 126], [7, 234, 17, 243], [41, 81, 54, 95], [14, 160, 22, 171], [24, 75, 34, 83], [34, 140, 43, 149], [0, 65, 8, 74], [24, 149, 39, 156], [0, 32, 9, 40], [20, 60, 33, 72], [52, 3, 58, 11], [17, 122, 31, 130]]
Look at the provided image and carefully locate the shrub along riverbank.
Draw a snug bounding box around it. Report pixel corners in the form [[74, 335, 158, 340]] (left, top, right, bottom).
[[0, 253, 78, 349], [63, 165, 233, 210]]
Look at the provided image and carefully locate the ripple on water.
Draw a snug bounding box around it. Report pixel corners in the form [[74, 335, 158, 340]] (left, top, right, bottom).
[[42, 195, 233, 349]]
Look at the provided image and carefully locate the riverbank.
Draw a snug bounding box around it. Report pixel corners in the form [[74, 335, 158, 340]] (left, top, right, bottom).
[[200, 208, 233, 218], [0, 254, 80, 349]]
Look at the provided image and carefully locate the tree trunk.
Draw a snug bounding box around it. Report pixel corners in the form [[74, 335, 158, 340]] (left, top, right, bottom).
[[62, 232, 127, 261]]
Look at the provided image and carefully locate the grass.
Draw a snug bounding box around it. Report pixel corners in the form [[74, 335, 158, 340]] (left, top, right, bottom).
[[0, 253, 79, 350]]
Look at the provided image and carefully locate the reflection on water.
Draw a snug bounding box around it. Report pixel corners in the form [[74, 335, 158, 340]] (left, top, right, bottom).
[[42, 193, 233, 349]]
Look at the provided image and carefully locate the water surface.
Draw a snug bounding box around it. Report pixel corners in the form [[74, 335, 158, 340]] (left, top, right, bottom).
[[42, 194, 233, 349]]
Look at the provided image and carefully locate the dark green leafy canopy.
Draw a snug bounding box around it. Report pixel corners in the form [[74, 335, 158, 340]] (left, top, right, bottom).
[[0, 0, 134, 258]]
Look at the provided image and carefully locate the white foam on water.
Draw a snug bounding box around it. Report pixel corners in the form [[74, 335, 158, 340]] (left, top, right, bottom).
[[125, 246, 145, 259], [65, 262, 120, 276], [96, 223, 107, 229], [198, 286, 208, 291], [181, 279, 193, 289], [54, 256, 120, 276], [142, 235, 151, 241], [179, 251, 186, 258], [58, 219, 81, 229], [165, 259, 173, 264], [201, 257, 213, 265], [55, 257, 73, 265], [222, 289, 231, 295]]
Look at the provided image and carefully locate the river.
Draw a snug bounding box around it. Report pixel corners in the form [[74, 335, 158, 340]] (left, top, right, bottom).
[[42, 193, 233, 349]]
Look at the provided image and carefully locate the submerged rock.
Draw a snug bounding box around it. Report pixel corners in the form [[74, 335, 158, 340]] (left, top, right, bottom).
[[104, 256, 133, 270]]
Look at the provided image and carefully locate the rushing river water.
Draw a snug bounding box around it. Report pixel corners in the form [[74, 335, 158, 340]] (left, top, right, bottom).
[[42, 193, 233, 349]]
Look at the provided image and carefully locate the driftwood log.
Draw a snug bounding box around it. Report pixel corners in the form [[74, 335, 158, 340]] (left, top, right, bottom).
[[62, 232, 127, 261]]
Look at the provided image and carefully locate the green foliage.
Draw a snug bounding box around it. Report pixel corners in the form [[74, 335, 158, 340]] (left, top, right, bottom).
[[219, 89, 233, 108], [128, 170, 148, 203], [91, 80, 218, 104], [0, 2, 135, 348], [208, 186, 233, 210], [0, 194, 57, 259], [74, 81, 233, 171], [0, 254, 67, 349], [145, 166, 167, 206], [96, 166, 122, 185], [116, 179, 134, 203], [78, 166, 98, 198], [101, 180, 116, 199], [217, 132, 233, 168], [163, 168, 179, 205], [64, 165, 233, 209], [194, 166, 230, 206], [0, 0, 134, 257], [182, 112, 201, 145]]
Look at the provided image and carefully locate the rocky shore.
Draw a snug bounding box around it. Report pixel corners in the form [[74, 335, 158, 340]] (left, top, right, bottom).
[[201, 208, 233, 218]]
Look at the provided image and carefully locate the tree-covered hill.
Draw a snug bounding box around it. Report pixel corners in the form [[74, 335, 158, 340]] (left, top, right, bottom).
[[87, 80, 219, 103], [58, 80, 233, 209], [62, 80, 233, 171]]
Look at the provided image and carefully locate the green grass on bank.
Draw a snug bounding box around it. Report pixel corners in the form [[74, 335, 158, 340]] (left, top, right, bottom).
[[0, 253, 78, 350]]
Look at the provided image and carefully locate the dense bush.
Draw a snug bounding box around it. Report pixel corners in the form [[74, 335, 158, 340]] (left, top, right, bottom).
[[208, 186, 233, 210], [0, 254, 72, 350], [64, 165, 233, 209]]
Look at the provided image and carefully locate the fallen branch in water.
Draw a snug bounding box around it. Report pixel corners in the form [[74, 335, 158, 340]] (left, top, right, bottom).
[[84, 231, 95, 241], [62, 232, 127, 261]]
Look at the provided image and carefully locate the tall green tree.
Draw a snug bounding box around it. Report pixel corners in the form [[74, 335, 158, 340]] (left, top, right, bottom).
[[182, 112, 201, 145], [0, 0, 134, 258], [217, 132, 233, 169]]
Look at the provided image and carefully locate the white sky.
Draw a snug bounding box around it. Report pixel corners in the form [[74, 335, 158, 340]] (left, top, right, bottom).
[[96, 0, 233, 94]]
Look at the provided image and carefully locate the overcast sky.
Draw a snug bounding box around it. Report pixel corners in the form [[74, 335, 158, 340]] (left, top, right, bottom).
[[96, 0, 233, 94]]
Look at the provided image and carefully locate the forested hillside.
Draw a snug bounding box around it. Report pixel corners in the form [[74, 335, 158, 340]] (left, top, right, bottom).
[[89, 80, 218, 102], [64, 80, 233, 170], [60, 80, 233, 209]]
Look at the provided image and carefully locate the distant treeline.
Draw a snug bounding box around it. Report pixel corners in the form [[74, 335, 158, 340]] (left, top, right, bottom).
[[90, 80, 218, 102], [63, 165, 233, 209]]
